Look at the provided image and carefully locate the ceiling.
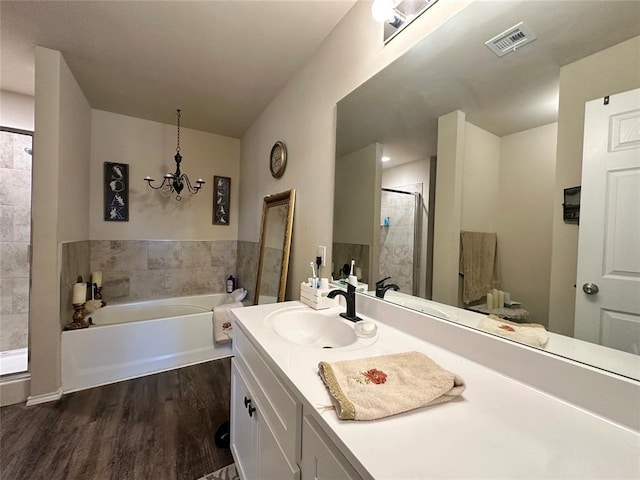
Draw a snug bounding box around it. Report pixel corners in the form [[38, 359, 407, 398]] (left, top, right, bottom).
[[1, 0, 356, 137], [336, 1, 640, 167]]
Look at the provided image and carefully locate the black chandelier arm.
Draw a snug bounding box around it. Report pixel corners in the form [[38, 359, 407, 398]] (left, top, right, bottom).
[[144, 176, 173, 190], [179, 174, 205, 194]]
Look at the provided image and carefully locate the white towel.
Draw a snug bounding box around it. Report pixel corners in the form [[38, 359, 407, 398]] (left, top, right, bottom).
[[478, 314, 548, 348], [213, 302, 243, 344]]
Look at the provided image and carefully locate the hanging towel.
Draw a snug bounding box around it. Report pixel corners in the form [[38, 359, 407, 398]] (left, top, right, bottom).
[[478, 314, 548, 348], [212, 302, 243, 344], [459, 231, 501, 304], [318, 351, 465, 421]]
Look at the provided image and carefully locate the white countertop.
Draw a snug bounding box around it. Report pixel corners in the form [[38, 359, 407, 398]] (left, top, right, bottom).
[[231, 300, 640, 480]]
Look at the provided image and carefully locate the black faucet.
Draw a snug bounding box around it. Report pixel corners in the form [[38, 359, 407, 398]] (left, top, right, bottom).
[[375, 276, 400, 299], [327, 282, 361, 322]]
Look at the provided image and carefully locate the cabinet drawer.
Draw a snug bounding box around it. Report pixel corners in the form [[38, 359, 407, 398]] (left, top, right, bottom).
[[234, 326, 302, 465]]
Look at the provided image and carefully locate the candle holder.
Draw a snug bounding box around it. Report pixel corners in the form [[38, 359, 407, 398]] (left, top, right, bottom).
[[95, 286, 103, 300], [64, 303, 89, 330]]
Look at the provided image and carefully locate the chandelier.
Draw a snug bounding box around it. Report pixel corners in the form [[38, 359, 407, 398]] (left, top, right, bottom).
[[144, 109, 205, 201]]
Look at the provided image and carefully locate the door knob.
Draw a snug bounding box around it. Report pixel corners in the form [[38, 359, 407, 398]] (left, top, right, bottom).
[[582, 283, 599, 295]]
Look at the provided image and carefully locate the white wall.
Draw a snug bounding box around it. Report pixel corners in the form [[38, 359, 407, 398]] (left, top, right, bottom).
[[432, 110, 466, 306], [0, 90, 34, 131], [461, 122, 500, 233], [89, 110, 240, 240], [498, 123, 557, 325], [334, 143, 381, 245], [549, 35, 640, 335], [238, 0, 472, 300], [30, 47, 91, 399]]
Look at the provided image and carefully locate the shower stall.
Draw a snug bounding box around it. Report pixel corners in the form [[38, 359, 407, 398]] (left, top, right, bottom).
[[379, 187, 422, 296], [0, 127, 32, 376]]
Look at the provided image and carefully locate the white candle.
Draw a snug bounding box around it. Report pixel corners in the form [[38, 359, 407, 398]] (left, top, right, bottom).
[[92, 271, 102, 287], [72, 282, 87, 304], [497, 290, 505, 308], [504, 292, 511, 305], [486, 292, 494, 310]]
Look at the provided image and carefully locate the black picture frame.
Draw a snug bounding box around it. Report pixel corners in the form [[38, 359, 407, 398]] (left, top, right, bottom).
[[213, 176, 231, 225], [104, 162, 129, 221]]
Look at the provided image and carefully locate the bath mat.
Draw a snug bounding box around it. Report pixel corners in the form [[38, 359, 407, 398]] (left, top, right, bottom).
[[199, 463, 239, 480]]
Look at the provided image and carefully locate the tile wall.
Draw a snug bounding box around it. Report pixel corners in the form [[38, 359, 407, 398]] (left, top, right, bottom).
[[60, 239, 260, 327]]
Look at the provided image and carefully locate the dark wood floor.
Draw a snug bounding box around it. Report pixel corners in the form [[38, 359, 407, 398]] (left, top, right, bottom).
[[0, 358, 234, 480]]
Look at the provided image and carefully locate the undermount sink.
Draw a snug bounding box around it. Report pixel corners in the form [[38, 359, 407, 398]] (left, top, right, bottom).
[[264, 306, 377, 349]]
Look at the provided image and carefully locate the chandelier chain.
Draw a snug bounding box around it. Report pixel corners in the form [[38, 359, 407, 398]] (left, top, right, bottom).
[[176, 109, 181, 153]]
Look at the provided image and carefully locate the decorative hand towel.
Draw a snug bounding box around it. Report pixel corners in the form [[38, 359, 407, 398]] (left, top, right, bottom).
[[213, 302, 243, 344], [459, 231, 501, 304], [318, 351, 466, 420], [478, 314, 548, 348]]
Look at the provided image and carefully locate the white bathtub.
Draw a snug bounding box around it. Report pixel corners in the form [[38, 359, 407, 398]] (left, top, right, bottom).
[[62, 294, 234, 393]]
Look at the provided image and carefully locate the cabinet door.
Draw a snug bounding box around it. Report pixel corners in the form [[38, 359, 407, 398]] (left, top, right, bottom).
[[231, 361, 257, 480], [257, 414, 300, 480], [301, 415, 363, 480]]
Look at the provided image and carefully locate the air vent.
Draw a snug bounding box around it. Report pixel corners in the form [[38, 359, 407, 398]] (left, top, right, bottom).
[[485, 22, 537, 57]]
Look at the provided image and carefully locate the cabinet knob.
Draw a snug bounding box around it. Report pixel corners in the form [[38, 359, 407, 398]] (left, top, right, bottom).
[[244, 396, 251, 408], [248, 405, 256, 417]]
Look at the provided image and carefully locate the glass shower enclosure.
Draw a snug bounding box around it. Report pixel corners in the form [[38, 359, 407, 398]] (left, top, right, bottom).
[[379, 188, 422, 296]]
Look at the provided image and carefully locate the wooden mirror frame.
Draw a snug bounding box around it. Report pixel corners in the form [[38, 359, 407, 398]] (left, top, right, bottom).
[[254, 189, 296, 304]]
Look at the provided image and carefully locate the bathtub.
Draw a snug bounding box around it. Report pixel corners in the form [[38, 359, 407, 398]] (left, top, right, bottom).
[[62, 294, 234, 393]]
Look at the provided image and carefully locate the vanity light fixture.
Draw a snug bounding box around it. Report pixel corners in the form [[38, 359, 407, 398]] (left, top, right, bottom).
[[143, 109, 205, 201], [372, 0, 440, 43]]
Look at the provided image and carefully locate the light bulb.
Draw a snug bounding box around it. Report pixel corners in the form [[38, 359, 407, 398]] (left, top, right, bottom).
[[371, 0, 396, 22]]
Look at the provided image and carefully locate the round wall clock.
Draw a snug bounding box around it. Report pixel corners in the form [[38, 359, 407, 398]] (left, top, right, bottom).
[[269, 141, 287, 178]]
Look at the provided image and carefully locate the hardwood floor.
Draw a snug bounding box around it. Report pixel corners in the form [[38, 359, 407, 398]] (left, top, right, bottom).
[[0, 358, 234, 480]]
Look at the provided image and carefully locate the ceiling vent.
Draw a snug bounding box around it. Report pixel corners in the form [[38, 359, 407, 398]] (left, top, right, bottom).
[[485, 22, 537, 57]]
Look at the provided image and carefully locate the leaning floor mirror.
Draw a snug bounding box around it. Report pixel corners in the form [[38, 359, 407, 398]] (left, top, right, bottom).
[[254, 189, 296, 304]]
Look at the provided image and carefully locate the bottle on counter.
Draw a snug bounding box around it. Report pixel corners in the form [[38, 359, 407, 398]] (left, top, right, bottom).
[[226, 275, 236, 294]]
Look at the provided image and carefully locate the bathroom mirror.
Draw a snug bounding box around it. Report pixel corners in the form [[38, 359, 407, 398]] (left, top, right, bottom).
[[334, 1, 640, 379], [255, 189, 296, 304]]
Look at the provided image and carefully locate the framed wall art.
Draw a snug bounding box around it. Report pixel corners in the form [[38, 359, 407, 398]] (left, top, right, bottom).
[[104, 162, 129, 221], [213, 175, 231, 225]]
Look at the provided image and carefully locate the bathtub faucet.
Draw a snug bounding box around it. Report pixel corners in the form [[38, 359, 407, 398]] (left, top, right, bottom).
[[327, 281, 362, 322]]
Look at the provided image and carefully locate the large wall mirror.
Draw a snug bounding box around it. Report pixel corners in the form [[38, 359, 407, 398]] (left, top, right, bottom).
[[334, 1, 640, 379], [255, 189, 296, 304]]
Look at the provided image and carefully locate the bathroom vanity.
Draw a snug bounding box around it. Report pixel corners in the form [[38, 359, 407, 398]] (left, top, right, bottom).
[[229, 296, 639, 479]]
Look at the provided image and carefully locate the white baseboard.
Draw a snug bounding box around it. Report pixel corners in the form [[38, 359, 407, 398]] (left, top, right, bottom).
[[0, 375, 30, 407], [26, 387, 63, 406]]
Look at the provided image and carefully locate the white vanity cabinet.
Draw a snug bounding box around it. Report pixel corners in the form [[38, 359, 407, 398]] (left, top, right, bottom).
[[230, 325, 302, 480]]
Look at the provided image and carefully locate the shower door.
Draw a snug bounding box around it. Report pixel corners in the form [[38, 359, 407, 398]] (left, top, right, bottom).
[[0, 127, 32, 376], [379, 188, 421, 296]]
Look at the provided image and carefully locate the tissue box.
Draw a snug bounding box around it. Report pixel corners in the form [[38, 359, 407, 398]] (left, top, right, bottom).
[[300, 282, 339, 310]]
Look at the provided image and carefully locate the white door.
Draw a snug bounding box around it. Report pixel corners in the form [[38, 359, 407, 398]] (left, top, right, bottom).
[[574, 88, 640, 355]]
